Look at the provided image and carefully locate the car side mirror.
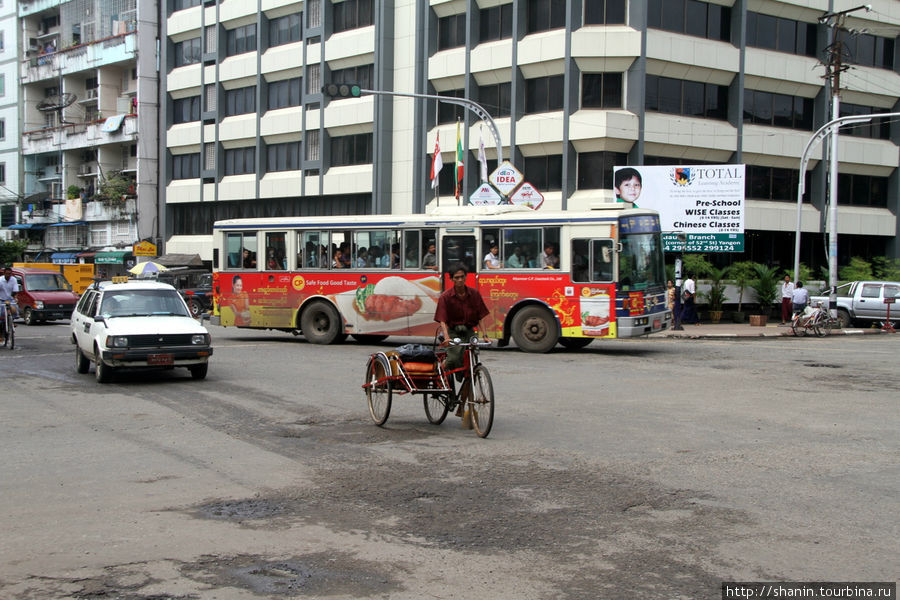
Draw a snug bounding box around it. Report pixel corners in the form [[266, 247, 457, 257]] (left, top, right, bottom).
[[93, 315, 106, 323]]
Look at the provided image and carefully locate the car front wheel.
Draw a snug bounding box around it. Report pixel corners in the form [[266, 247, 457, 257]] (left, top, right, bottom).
[[75, 346, 90, 374], [95, 354, 114, 383], [189, 363, 209, 380]]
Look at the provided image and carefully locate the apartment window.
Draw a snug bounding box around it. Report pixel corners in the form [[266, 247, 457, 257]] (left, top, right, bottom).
[[525, 75, 565, 113], [205, 25, 217, 53], [173, 153, 200, 179], [0, 163, 5, 185], [646, 75, 728, 120], [582, 73, 623, 109], [743, 90, 813, 130], [226, 24, 257, 56], [269, 13, 301, 47], [173, 95, 201, 123], [577, 151, 627, 189], [0, 75, 5, 97], [838, 174, 889, 207], [0, 118, 5, 140], [174, 0, 201, 10], [330, 133, 372, 166], [746, 12, 817, 57], [205, 143, 215, 170], [331, 64, 373, 90], [0, 31, 5, 51], [584, 0, 626, 25], [747, 166, 809, 202], [479, 82, 511, 117], [523, 155, 563, 191], [840, 103, 891, 140], [333, 0, 374, 33], [479, 4, 512, 42], [174, 38, 201, 67], [307, 64, 321, 95], [648, 0, 730, 41], [224, 147, 255, 175], [438, 88, 466, 124], [306, 130, 320, 161], [267, 141, 301, 171], [205, 84, 217, 112], [267, 78, 301, 110], [225, 86, 256, 115], [527, 0, 566, 33], [438, 13, 466, 50], [836, 29, 894, 70]]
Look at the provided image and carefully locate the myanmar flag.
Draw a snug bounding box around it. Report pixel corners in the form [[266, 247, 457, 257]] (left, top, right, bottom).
[[455, 121, 464, 200]]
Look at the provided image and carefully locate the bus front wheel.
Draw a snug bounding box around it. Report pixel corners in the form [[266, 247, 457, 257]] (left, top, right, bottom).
[[511, 306, 558, 353], [301, 301, 343, 344]]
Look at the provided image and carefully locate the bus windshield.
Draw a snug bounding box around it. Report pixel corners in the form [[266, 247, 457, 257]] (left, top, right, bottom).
[[618, 233, 665, 291]]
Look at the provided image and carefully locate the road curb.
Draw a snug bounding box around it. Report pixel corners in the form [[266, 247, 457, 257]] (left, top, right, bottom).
[[655, 327, 889, 339]]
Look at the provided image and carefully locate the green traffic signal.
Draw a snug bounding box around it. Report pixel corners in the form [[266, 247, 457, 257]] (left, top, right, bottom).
[[322, 83, 362, 98]]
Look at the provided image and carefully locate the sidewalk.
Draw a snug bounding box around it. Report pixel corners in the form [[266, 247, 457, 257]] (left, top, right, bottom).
[[650, 321, 890, 339]]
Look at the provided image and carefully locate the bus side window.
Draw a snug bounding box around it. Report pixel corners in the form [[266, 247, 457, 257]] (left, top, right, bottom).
[[592, 240, 614, 282], [403, 230, 420, 268], [572, 239, 589, 282]]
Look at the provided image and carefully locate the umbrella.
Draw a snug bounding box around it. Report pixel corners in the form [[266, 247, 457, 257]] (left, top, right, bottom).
[[128, 261, 169, 277]]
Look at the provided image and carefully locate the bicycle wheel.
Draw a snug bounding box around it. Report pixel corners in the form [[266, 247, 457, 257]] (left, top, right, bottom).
[[469, 365, 494, 438], [791, 318, 805, 337], [365, 355, 392, 426], [6, 314, 13, 350], [423, 394, 449, 425]]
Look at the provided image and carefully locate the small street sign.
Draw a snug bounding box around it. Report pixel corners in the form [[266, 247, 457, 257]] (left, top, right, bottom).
[[469, 183, 502, 206]]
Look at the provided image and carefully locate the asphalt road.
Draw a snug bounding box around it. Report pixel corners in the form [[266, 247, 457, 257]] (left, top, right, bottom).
[[1, 321, 897, 599]]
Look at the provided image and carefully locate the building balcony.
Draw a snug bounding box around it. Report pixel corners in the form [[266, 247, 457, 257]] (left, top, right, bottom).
[[23, 114, 138, 155], [19, 198, 136, 226], [21, 32, 136, 83]]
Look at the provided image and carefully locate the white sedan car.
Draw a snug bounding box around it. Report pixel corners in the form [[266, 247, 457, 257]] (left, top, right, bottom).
[[71, 280, 213, 383]]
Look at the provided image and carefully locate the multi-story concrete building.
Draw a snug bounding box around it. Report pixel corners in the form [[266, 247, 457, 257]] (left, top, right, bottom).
[[14, 0, 158, 272], [161, 0, 899, 270], [0, 0, 21, 236]]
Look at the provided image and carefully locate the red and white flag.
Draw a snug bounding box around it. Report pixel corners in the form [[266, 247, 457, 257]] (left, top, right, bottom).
[[430, 131, 443, 189], [478, 125, 488, 183]]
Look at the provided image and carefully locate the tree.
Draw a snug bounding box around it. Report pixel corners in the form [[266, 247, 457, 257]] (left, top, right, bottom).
[[872, 257, 900, 281], [0, 240, 27, 266], [700, 265, 730, 313], [750, 263, 780, 315], [96, 170, 134, 207], [729, 261, 757, 313], [838, 256, 873, 282], [681, 253, 714, 278]]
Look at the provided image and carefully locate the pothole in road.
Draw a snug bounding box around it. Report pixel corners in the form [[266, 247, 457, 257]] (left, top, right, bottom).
[[193, 498, 285, 521], [803, 363, 843, 368], [180, 552, 401, 597]]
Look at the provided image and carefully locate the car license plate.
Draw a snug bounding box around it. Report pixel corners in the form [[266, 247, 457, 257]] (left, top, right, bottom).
[[653, 319, 661, 329], [148, 353, 174, 366]]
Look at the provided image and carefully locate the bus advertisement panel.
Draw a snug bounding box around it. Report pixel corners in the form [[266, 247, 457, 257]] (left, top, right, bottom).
[[211, 207, 671, 352]]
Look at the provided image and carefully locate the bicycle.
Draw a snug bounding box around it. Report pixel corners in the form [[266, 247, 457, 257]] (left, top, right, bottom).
[[791, 302, 835, 338], [1, 301, 15, 350], [363, 334, 495, 438]]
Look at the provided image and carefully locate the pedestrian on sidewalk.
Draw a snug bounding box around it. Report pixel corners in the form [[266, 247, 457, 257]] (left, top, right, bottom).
[[791, 281, 809, 315], [681, 273, 699, 325], [780, 275, 794, 325]]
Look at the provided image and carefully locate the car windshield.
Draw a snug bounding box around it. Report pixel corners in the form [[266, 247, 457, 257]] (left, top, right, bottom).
[[100, 289, 191, 318], [27, 274, 72, 292]]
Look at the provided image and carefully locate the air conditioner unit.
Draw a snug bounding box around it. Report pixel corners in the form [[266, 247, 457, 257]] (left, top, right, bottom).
[[86, 88, 98, 99], [78, 164, 91, 175]]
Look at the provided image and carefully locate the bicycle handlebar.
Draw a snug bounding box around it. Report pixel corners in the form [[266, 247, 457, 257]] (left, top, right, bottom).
[[448, 337, 492, 348]]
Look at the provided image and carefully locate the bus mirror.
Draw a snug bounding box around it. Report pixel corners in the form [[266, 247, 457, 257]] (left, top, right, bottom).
[[616, 242, 624, 253]]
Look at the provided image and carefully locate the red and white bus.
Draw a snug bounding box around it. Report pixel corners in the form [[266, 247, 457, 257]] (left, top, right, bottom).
[[210, 206, 671, 352]]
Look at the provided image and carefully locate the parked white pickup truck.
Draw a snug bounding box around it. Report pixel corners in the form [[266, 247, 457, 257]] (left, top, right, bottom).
[[810, 281, 900, 328]]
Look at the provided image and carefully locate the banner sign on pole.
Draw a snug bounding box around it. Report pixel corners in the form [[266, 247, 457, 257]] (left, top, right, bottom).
[[469, 183, 503, 206], [614, 164, 745, 253], [489, 160, 524, 196], [509, 182, 544, 210]]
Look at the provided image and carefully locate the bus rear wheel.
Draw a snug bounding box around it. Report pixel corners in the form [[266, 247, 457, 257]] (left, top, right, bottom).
[[301, 301, 343, 344], [511, 306, 558, 353]]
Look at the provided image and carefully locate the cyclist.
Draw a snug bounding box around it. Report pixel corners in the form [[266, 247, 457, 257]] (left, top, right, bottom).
[[0, 266, 20, 343], [434, 263, 490, 392]]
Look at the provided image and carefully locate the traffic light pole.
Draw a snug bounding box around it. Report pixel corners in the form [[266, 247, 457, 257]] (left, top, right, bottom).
[[357, 88, 504, 165]]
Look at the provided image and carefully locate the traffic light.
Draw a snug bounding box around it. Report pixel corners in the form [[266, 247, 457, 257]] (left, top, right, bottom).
[[322, 83, 362, 98]]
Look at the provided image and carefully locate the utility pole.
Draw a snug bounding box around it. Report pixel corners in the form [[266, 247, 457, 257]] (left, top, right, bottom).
[[818, 4, 871, 315]]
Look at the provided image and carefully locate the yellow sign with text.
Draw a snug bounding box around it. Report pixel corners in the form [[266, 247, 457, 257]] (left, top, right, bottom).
[[133, 241, 157, 257]]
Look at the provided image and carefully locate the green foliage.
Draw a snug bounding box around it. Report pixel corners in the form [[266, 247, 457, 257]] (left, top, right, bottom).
[[681, 254, 714, 278], [66, 185, 81, 200], [701, 265, 730, 312], [750, 264, 780, 313], [728, 260, 757, 313], [794, 262, 814, 283], [0, 240, 27, 266], [872, 257, 900, 280], [838, 256, 873, 281], [96, 171, 133, 206]]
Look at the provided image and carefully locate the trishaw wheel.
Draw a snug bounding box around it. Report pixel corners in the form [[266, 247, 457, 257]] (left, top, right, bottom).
[[424, 394, 449, 425], [470, 365, 495, 438], [365, 355, 392, 426]]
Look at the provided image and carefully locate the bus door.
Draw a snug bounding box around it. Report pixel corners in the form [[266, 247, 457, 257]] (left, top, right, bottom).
[[441, 234, 477, 289]]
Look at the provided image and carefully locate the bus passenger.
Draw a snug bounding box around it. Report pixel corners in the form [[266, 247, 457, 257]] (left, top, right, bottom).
[[506, 246, 526, 269], [333, 249, 344, 269], [541, 244, 559, 269], [483, 243, 502, 269], [356, 247, 369, 268], [266, 247, 281, 270], [390, 244, 401, 269], [242, 249, 256, 268], [423, 243, 437, 270]]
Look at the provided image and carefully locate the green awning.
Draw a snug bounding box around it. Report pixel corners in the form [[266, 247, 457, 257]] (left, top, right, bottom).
[[95, 251, 133, 264]]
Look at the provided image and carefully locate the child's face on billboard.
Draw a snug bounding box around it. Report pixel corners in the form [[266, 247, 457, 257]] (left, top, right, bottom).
[[616, 176, 642, 203]]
